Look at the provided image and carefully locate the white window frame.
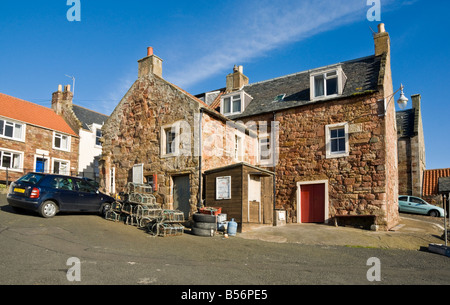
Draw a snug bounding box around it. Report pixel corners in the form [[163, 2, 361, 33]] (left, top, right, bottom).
[[53, 132, 71, 152], [221, 93, 242, 116], [0, 148, 24, 172], [161, 123, 180, 157], [234, 133, 244, 161], [310, 66, 347, 101], [325, 122, 349, 159], [258, 134, 272, 164], [0, 118, 26, 142], [52, 158, 70, 176]]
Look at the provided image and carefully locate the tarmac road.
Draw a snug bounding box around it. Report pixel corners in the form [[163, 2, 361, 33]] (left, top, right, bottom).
[[0, 195, 449, 286]]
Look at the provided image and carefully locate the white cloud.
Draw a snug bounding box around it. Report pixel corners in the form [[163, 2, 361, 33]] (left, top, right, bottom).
[[165, 0, 374, 89]]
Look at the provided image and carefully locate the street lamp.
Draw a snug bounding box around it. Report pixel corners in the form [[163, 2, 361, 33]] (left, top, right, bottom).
[[382, 84, 408, 115]]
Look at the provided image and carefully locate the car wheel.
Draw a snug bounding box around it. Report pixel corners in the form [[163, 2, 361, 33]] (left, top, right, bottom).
[[429, 210, 439, 217], [101, 203, 112, 216], [39, 201, 58, 218]]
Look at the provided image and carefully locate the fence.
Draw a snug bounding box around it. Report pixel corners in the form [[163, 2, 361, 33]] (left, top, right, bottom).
[[0, 168, 100, 187]]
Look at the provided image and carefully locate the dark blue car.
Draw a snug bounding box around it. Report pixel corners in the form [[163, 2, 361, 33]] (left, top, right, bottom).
[[7, 172, 115, 218]]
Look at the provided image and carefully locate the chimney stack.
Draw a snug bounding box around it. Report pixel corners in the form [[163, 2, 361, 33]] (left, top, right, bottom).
[[138, 46, 163, 78], [52, 84, 73, 115], [226, 65, 249, 92], [374, 23, 390, 57]]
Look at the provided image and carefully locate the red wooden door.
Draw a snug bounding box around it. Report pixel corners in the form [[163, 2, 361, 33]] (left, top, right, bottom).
[[301, 184, 325, 223]]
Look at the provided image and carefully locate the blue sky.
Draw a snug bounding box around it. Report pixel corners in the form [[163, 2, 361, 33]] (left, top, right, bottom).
[[0, 0, 449, 170]]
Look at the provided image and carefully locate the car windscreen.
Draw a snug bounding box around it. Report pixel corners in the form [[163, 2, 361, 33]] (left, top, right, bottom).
[[17, 173, 45, 185]]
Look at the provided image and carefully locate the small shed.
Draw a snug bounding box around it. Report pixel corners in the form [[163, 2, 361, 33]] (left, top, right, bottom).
[[204, 162, 274, 232]]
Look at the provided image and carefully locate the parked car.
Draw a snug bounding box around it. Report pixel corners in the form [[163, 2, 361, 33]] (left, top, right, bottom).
[[398, 195, 445, 217], [7, 172, 115, 218]]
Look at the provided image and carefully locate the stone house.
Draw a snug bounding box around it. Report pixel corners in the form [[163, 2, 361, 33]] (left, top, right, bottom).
[[52, 85, 109, 181], [197, 23, 400, 230], [0, 92, 79, 183], [101, 23, 400, 230], [396, 94, 426, 197], [100, 48, 258, 219]]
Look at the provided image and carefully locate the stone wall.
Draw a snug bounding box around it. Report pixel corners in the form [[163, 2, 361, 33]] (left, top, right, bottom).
[[0, 123, 79, 182], [100, 73, 257, 217], [239, 91, 398, 230]]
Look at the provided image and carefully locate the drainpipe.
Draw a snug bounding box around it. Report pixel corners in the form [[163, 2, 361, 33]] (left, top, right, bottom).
[[198, 108, 204, 209], [272, 112, 277, 219]]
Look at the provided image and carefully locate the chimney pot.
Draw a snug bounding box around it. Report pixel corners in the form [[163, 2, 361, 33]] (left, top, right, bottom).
[[58, 84, 63, 92], [378, 23, 385, 33], [147, 47, 154, 57]]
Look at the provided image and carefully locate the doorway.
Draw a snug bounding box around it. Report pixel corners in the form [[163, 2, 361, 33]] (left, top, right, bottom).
[[297, 180, 329, 223], [173, 175, 191, 220]]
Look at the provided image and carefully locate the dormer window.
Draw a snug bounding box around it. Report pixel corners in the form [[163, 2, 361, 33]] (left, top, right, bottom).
[[220, 91, 253, 116], [310, 66, 347, 100], [223, 94, 241, 115]]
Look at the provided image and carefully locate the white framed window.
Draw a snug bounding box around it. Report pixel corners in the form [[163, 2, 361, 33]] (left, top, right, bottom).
[[95, 128, 102, 147], [325, 123, 349, 159], [53, 132, 71, 151], [0, 148, 23, 172], [234, 134, 243, 161], [0, 119, 25, 142], [258, 135, 272, 162], [220, 91, 253, 116], [222, 94, 242, 116], [161, 123, 180, 157], [310, 66, 347, 101], [52, 158, 70, 176]]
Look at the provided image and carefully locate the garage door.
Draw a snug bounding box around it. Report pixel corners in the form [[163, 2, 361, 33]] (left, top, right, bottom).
[[300, 184, 325, 223]]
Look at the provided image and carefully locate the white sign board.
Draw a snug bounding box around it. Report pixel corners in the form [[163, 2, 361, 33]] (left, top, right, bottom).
[[216, 176, 231, 200], [132, 164, 144, 184]]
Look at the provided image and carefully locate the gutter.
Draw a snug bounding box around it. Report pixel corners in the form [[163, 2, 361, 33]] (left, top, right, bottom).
[[198, 108, 204, 209]]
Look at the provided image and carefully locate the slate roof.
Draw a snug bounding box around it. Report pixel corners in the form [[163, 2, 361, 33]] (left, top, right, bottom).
[[396, 109, 416, 138], [224, 55, 383, 119], [0, 92, 78, 136], [72, 104, 109, 130]]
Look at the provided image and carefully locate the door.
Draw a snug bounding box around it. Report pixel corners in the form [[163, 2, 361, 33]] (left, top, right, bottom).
[[173, 175, 191, 220], [74, 178, 102, 212], [408, 197, 429, 215], [300, 184, 325, 223], [36, 158, 47, 173]]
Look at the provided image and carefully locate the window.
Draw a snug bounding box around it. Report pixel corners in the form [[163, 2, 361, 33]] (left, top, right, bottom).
[[223, 94, 242, 115], [325, 123, 349, 159], [259, 136, 271, 161], [161, 123, 180, 157], [53, 133, 70, 151], [75, 179, 97, 193], [0, 150, 22, 171], [234, 134, 243, 161], [0, 119, 24, 141], [95, 129, 102, 146], [166, 128, 176, 154], [310, 67, 347, 100], [53, 159, 70, 175]]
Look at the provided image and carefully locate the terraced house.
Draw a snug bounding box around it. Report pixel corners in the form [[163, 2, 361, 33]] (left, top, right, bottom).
[[101, 23, 401, 231], [0, 92, 79, 183]]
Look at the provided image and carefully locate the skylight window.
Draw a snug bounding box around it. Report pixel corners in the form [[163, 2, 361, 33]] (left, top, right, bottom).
[[273, 94, 286, 102]]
